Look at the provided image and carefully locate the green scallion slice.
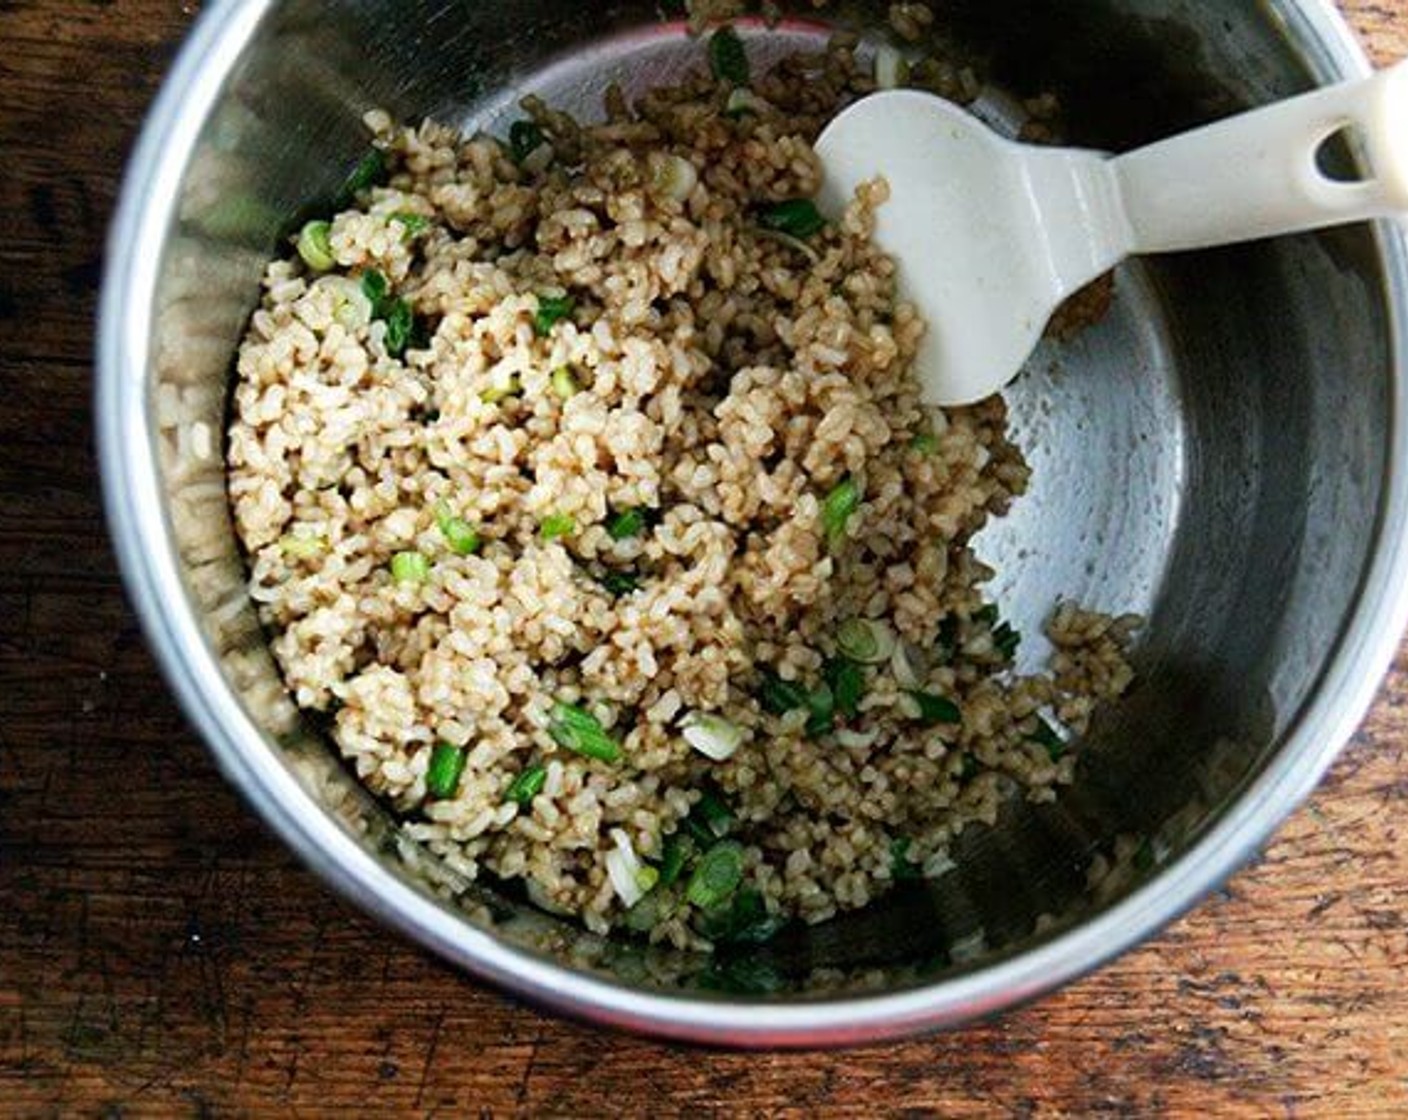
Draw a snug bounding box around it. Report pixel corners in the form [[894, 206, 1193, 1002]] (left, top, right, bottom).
[[758, 669, 810, 715], [435, 506, 481, 556], [606, 507, 647, 540], [821, 475, 862, 552], [336, 148, 387, 208], [759, 198, 826, 239], [804, 683, 835, 738], [551, 366, 579, 400], [685, 840, 745, 909], [547, 700, 621, 763], [425, 743, 467, 799], [836, 618, 895, 665], [909, 690, 961, 726], [504, 764, 547, 805], [391, 211, 431, 236], [296, 220, 335, 272], [910, 432, 938, 454], [599, 569, 640, 596], [658, 833, 693, 887], [534, 293, 575, 337], [707, 25, 750, 85], [480, 374, 522, 404], [383, 298, 414, 357], [390, 550, 430, 584], [825, 658, 865, 721], [539, 513, 576, 542], [360, 268, 388, 311]]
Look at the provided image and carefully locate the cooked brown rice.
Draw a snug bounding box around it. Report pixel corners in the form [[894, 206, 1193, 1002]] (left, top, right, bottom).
[[226, 31, 1136, 950]]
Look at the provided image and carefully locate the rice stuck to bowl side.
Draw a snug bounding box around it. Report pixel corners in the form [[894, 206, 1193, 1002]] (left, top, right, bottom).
[[226, 29, 1137, 950]]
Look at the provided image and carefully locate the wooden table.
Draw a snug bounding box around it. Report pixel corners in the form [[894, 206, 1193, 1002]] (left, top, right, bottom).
[[4, 2, 1408, 1114]]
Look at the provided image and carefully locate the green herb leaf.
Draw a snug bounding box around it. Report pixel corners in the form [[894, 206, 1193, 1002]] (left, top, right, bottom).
[[390, 550, 430, 584], [534, 293, 575, 336], [707, 25, 750, 85], [547, 700, 621, 763], [606, 507, 647, 540], [540, 513, 576, 542], [685, 840, 745, 909], [426, 743, 467, 799], [758, 669, 810, 716], [910, 432, 938, 455], [973, 604, 1000, 626], [759, 198, 827, 239], [504, 764, 547, 805], [508, 119, 546, 164], [959, 753, 980, 780], [821, 475, 862, 552], [909, 690, 961, 726], [296, 220, 335, 272], [698, 956, 785, 995]]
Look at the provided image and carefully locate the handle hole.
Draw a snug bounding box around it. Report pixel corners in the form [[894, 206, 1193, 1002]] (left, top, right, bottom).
[[1315, 123, 1375, 184]]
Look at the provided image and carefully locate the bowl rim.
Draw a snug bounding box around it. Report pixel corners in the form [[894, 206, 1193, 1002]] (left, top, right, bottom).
[[97, 0, 1408, 1047]]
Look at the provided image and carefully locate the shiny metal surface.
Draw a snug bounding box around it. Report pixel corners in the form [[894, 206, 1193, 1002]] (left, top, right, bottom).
[[98, 0, 1408, 1044]]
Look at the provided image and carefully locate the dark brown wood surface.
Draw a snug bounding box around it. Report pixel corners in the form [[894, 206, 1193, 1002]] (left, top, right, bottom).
[[3, 2, 1408, 1115]]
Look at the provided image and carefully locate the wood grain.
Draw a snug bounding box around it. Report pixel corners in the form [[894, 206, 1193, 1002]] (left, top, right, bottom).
[[2, 1, 1408, 1115]]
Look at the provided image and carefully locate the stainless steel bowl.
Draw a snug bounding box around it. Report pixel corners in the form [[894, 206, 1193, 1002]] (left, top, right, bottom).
[[98, 0, 1408, 1045]]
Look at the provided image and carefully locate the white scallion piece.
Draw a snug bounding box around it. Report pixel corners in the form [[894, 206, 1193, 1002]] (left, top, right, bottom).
[[837, 618, 897, 664], [605, 828, 649, 907], [681, 711, 744, 761]]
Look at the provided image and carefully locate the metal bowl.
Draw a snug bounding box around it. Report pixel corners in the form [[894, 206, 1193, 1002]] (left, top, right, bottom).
[[97, 0, 1408, 1045]]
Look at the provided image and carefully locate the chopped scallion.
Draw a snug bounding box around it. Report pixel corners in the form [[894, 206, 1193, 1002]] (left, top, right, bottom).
[[804, 683, 835, 738], [909, 690, 962, 726], [534, 293, 575, 336], [480, 374, 522, 404], [425, 743, 466, 799], [759, 198, 826, 239], [435, 506, 481, 556], [681, 712, 744, 761], [391, 550, 430, 584], [606, 507, 647, 540], [599, 569, 640, 596], [504, 764, 547, 805], [891, 836, 923, 880], [993, 622, 1021, 660], [279, 532, 327, 559], [910, 432, 938, 454], [708, 25, 750, 85], [821, 475, 862, 551], [383, 298, 414, 357], [758, 669, 810, 716], [658, 834, 693, 887], [685, 840, 745, 909], [694, 789, 733, 839], [548, 700, 621, 763], [296, 220, 335, 272], [836, 618, 896, 665], [1029, 717, 1066, 760], [391, 211, 431, 236], [360, 268, 388, 310], [551, 365, 579, 400], [335, 148, 387, 208], [825, 658, 865, 721], [540, 513, 576, 542]]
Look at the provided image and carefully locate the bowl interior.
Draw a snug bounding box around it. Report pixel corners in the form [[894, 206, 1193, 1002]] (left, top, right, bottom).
[[129, 0, 1391, 1006]]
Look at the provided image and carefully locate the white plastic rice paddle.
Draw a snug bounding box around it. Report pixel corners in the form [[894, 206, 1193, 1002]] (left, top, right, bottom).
[[816, 63, 1408, 405]]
